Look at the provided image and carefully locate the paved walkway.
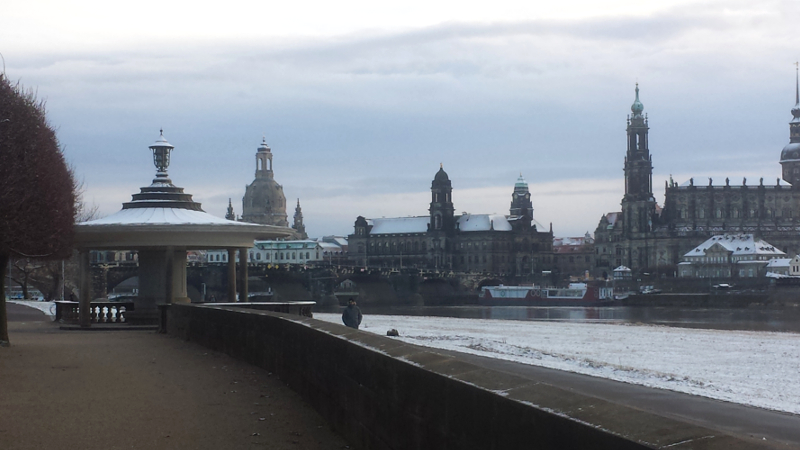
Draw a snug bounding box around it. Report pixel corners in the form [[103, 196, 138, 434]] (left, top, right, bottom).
[[0, 303, 350, 450]]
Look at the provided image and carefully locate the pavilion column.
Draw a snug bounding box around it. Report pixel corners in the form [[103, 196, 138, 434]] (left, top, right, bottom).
[[78, 249, 91, 328], [165, 246, 174, 304], [239, 247, 248, 302], [227, 248, 237, 302]]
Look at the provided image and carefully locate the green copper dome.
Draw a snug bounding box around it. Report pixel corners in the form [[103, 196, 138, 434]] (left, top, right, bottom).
[[631, 83, 644, 117]]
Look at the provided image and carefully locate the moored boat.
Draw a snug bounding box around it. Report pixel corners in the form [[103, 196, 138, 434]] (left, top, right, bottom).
[[479, 283, 615, 306]]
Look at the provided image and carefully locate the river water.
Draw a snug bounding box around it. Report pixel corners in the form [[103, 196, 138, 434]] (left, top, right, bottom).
[[320, 305, 800, 333]]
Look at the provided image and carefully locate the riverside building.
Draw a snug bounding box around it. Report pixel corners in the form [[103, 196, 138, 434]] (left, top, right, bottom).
[[595, 76, 800, 278], [348, 167, 554, 275]]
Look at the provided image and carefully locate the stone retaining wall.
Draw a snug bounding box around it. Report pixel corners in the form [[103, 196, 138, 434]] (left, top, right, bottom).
[[166, 304, 770, 450]]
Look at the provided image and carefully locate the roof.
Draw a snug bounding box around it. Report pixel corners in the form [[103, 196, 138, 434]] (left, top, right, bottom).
[[766, 258, 791, 268], [76, 208, 292, 249], [457, 214, 512, 232], [604, 212, 621, 228], [683, 234, 786, 258], [369, 217, 429, 234], [82, 207, 242, 226]]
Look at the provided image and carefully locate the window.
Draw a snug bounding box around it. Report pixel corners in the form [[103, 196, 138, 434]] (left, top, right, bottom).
[[256, 253, 261, 261]]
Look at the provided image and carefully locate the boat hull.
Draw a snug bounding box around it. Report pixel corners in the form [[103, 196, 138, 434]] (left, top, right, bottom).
[[479, 285, 616, 307]]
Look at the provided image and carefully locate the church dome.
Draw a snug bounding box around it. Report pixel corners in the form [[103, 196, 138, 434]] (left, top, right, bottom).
[[434, 165, 450, 183], [780, 142, 800, 162], [631, 83, 644, 117], [257, 137, 271, 152], [514, 174, 528, 189]]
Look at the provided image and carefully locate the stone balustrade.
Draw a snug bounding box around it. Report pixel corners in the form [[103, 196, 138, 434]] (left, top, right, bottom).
[[54, 301, 135, 324]]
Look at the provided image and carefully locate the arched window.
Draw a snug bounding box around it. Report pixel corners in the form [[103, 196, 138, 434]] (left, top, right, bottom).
[[715, 209, 722, 219], [256, 253, 261, 261], [698, 208, 705, 219], [434, 214, 442, 230], [733, 208, 740, 218]]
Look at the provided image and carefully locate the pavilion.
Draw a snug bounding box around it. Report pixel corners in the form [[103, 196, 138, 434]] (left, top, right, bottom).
[[73, 131, 293, 326]]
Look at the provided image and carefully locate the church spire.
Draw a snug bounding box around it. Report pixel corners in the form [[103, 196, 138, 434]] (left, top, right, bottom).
[[792, 63, 800, 124], [225, 198, 235, 221], [631, 82, 644, 118], [292, 198, 307, 239], [779, 65, 800, 185]]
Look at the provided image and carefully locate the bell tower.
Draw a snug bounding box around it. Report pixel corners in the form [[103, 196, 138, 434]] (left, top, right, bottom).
[[780, 65, 800, 186], [622, 84, 656, 236], [429, 164, 455, 232]]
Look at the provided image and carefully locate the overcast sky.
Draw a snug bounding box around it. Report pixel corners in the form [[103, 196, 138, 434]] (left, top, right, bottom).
[[2, 0, 799, 238]]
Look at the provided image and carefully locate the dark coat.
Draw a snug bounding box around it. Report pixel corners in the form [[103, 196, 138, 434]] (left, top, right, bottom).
[[342, 304, 363, 329]]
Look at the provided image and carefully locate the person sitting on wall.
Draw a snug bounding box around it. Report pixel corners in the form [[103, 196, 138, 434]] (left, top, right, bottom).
[[342, 298, 362, 329]]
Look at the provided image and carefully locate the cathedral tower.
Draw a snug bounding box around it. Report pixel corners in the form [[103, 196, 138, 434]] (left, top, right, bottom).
[[622, 84, 656, 237], [241, 138, 289, 227], [780, 67, 800, 186]]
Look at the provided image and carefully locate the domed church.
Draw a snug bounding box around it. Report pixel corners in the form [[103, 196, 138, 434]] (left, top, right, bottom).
[[241, 138, 289, 227]]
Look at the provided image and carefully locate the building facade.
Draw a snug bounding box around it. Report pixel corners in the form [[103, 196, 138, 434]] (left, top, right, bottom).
[[595, 76, 800, 277], [677, 234, 786, 279], [348, 168, 554, 275], [552, 234, 595, 280]]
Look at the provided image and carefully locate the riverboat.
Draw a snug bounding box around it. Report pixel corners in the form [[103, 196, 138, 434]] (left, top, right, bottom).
[[479, 283, 615, 306]]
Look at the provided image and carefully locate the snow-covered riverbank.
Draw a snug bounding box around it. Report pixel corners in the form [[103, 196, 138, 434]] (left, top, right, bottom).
[[315, 312, 800, 415]]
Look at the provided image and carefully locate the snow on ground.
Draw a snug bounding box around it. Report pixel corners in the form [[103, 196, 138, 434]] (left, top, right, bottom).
[[315, 313, 800, 415], [8, 300, 55, 318]]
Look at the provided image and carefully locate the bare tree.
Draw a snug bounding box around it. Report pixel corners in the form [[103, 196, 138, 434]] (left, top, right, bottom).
[[0, 73, 77, 347]]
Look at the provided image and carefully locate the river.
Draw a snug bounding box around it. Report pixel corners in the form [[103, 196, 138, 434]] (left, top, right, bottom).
[[319, 304, 800, 333]]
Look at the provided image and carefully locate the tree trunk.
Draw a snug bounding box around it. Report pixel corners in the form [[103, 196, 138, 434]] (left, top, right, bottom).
[[1, 253, 10, 347]]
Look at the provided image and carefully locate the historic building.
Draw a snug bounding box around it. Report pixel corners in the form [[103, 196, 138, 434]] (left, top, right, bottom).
[[595, 75, 800, 277], [241, 138, 289, 227], [348, 168, 554, 275], [676, 234, 785, 279], [229, 138, 309, 239], [552, 233, 595, 280]]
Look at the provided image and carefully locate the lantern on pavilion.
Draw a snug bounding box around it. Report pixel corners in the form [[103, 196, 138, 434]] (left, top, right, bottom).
[[150, 129, 174, 175]]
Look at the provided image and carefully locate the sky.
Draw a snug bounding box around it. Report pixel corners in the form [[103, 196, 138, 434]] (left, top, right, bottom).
[[2, 0, 799, 238]]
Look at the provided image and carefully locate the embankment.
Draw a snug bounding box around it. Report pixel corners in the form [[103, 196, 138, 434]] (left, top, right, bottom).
[[166, 304, 774, 450]]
